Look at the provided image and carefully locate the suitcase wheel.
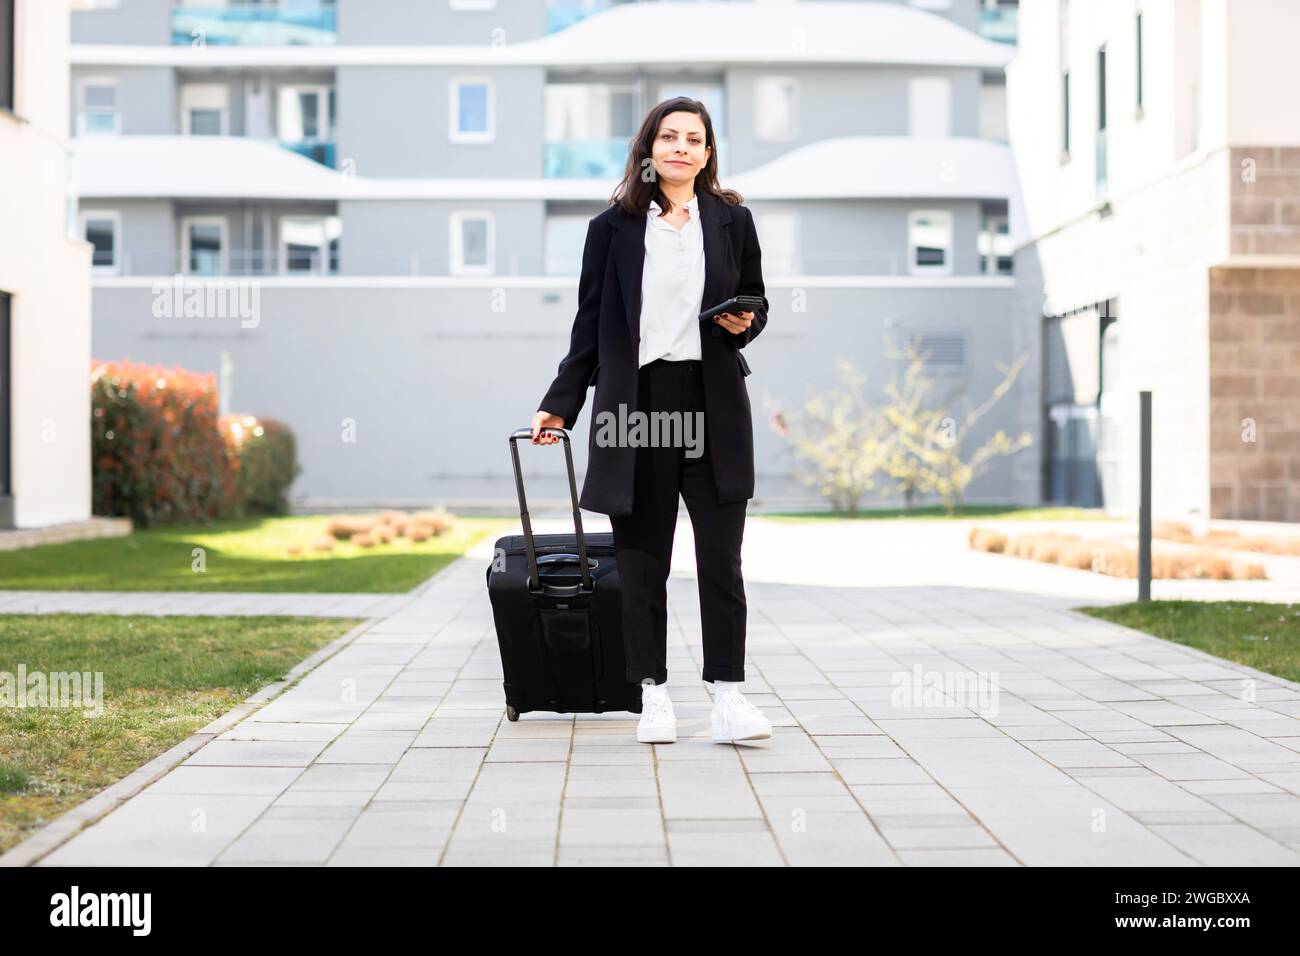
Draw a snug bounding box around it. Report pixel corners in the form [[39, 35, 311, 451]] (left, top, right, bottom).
[[505, 704, 520, 722]]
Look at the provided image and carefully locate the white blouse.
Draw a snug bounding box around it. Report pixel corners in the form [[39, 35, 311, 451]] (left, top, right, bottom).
[[638, 193, 705, 368]]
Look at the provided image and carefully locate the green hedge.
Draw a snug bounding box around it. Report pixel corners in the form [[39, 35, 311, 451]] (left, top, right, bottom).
[[224, 415, 301, 517]]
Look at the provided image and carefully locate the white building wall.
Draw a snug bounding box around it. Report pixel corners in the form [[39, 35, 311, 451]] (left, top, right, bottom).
[[0, 0, 93, 528], [1222, 0, 1300, 145], [1007, 0, 1240, 518]]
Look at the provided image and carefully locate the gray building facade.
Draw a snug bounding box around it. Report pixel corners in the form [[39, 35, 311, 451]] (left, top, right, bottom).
[[71, 0, 1033, 512]]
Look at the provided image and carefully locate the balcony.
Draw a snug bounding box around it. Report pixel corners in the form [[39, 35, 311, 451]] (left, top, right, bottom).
[[544, 139, 628, 178], [545, 1, 631, 35], [280, 139, 336, 168], [171, 2, 337, 46], [544, 137, 729, 179], [979, 5, 1018, 45]]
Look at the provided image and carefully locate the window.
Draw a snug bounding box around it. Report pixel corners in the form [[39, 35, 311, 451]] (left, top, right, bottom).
[[1097, 46, 1107, 133], [907, 210, 952, 276], [1096, 45, 1108, 200], [0, 0, 13, 114], [978, 81, 1008, 142], [909, 0, 952, 8], [657, 83, 725, 134], [751, 210, 799, 276], [544, 215, 588, 276], [182, 217, 228, 275], [754, 77, 796, 142], [279, 217, 340, 274], [278, 84, 334, 142], [180, 84, 229, 136], [77, 77, 120, 135], [1135, 11, 1144, 112], [1061, 71, 1070, 157], [450, 212, 493, 275], [543, 83, 640, 177], [908, 77, 952, 137], [544, 84, 638, 140], [1060, 0, 1070, 159], [80, 211, 121, 274], [450, 0, 495, 8], [450, 78, 493, 143], [979, 209, 1013, 275]]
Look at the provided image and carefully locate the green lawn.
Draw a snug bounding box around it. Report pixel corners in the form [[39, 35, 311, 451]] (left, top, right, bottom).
[[0, 613, 360, 854], [759, 505, 1109, 522], [0, 515, 513, 593], [1079, 601, 1300, 684]]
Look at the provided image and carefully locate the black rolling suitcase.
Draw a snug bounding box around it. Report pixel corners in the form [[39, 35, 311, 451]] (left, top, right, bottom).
[[485, 427, 642, 721]]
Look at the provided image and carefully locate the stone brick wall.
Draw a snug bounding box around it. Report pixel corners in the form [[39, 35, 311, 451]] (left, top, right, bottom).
[[1230, 147, 1300, 256], [1208, 266, 1300, 520]]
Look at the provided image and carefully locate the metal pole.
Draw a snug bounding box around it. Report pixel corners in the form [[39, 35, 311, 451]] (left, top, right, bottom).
[[1138, 390, 1152, 602]]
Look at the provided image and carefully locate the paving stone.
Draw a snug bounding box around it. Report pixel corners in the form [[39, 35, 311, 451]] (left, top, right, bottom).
[[39, 794, 275, 866], [185, 738, 332, 770], [878, 825, 998, 850], [1147, 823, 1300, 866]]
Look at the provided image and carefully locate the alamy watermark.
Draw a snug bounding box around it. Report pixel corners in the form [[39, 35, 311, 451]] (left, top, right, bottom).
[[50, 886, 150, 935], [593, 404, 704, 458], [0, 664, 105, 718], [890, 664, 1001, 719], [151, 274, 260, 328]]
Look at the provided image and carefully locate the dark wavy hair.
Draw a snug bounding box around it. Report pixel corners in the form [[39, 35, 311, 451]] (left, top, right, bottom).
[[610, 96, 743, 217]]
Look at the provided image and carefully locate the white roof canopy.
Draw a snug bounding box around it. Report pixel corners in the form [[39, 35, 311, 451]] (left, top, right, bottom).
[[74, 134, 1017, 203], [72, 1, 1013, 69]]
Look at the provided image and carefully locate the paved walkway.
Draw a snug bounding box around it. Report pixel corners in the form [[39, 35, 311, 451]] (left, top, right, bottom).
[[10, 517, 1300, 866]]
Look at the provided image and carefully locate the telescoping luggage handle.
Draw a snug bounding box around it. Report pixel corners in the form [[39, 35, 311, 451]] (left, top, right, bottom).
[[507, 427, 593, 594]]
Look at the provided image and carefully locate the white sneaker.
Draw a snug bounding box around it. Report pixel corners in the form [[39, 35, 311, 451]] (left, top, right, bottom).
[[711, 690, 772, 743], [636, 688, 677, 744]]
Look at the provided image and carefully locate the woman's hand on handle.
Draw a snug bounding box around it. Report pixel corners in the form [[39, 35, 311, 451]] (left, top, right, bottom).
[[531, 410, 565, 445], [714, 310, 755, 336]]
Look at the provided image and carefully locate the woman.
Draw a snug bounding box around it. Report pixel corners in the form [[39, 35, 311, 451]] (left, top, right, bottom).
[[530, 96, 771, 746]]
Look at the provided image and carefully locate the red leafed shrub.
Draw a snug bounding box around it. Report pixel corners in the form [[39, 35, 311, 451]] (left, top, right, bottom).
[[91, 359, 239, 526]]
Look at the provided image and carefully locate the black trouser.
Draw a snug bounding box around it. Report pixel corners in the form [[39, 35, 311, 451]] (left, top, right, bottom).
[[609, 357, 748, 686]]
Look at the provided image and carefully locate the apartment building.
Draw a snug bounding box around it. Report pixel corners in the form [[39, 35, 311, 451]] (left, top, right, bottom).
[[1008, 0, 1300, 521], [0, 0, 92, 529], [70, 0, 1028, 511]]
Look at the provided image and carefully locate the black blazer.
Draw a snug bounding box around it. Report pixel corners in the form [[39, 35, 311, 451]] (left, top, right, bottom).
[[538, 189, 768, 516]]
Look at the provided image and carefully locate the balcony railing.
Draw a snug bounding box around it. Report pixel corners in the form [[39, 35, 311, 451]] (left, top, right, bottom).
[[979, 6, 1018, 45], [94, 249, 1015, 279], [280, 139, 336, 168], [544, 139, 629, 179], [544, 137, 729, 178], [544, 0, 629, 35], [171, 2, 337, 46], [100, 250, 337, 277]]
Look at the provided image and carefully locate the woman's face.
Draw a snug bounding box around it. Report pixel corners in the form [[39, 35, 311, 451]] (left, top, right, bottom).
[[650, 110, 711, 187]]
